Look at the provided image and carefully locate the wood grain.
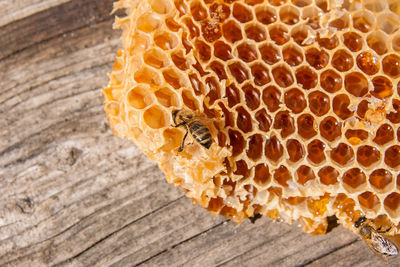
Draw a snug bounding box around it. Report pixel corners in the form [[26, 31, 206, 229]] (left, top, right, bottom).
[[1, 1, 399, 266]]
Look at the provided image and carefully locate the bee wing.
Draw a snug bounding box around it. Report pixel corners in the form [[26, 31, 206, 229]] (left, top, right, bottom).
[[371, 231, 399, 256]]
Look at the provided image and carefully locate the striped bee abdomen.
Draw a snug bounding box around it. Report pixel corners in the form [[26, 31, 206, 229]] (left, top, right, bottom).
[[188, 120, 212, 149]]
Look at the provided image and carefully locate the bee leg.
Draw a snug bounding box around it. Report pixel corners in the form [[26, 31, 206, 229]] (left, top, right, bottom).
[[178, 130, 189, 152], [377, 226, 392, 234], [174, 122, 186, 128]]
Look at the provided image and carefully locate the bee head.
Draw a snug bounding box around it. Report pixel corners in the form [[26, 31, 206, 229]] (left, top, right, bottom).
[[354, 216, 367, 228]]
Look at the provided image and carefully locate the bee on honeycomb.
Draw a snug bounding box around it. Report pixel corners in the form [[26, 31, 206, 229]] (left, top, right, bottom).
[[103, 0, 400, 253]]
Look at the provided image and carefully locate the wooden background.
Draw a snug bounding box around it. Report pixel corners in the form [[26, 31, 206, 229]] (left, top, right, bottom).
[[0, 1, 399, 266]]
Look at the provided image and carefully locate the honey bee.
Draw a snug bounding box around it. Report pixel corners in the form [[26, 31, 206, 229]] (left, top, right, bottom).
[[172, 110, 212, 152], [354, 216, 398, 257]]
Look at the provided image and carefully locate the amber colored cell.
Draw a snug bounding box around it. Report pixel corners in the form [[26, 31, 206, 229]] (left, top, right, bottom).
[[209, 61, 227, 81], [189, 74, 204, 95], [343, 32, 363, 52], [269, 25, 289, 45], [388, 100, 400, 124], [255, 6, 277, 25], [374, 124, 394, 146], [356, 100, 369, 119], [385, 145, 400, 168], [307, 139, 326, 164], [190, 1, 207, 21], [331, 49, 354, 72], [272, 65, 294, 88], [318, 166, 339, 185], [181, 33, 193, 54], [237, 43, 258, 63], [195, 40, 211, 62], [320, 69, 342, 93], [345, 129, 369, 144], [284, 197, 306, 206], [214, 41, 233, 61], [317, 35, 339, 50], [251, 63, 271, 86], [127, 86, 153, 109], [358, 192, 380, 210], [367, 32, 389, 55], [356, 52, 379, 75], [242, 84, 261, 110], [342, 168, 367, 189], [295, 66, 317, 90], [254, 163, 271, 186], [344, 72, 369, 97], [291, 25, 309, 46], [172, 51, 189, 70], [232, 3, 253, 23], [229, 62, 249, 84], [174, 0, 187, 16], [229, 129, 245, 157], [155, 87, 179, 107], [382, 54, 400, 78], [286, 139, 305, 162], [206, 77, 221, 105], [217, 131, 226, 147], [332, 94, 354, 120], [308, 91, 330, 116], [297, 114, 317, 139], [183, 18, 200, 38], [331, 143, 354, 166], [234, 160, 250, 178], [274, 165, 292, 187], [305, 48, 329, 70], [222, 20, 243, 43], [320, 116, 341, 142], [143, 106, 167, 129], [255, 109, 272, 132], [356, 145, 381, 167], [162, 69, 184, 89], [265, 136, 284, 162], [182, 90, 199, 110], [208, 197, 224, 212], [226, 84, 240, 108], [209, 3, 230, 22], [236, 106, 253, 133], [165, 17, 181, 32], [353, 11, 375, 33], [274, 111, 296, 138], [370, 169, 393, 190], [262, 85, 281, 112], [296, 165, 316, 185], [245, 24, 267, 42], [247, 134, 264, 161], [280, 6, 300, 25], [284, 88, 306, 114], [201, 19, 222, 43], [384, 192, 400, 212], [259, 43, 281, 65], [282, 45, 303, 66]]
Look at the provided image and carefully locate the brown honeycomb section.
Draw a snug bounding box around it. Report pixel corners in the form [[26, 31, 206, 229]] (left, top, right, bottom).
[[104, 0, 400, 240]]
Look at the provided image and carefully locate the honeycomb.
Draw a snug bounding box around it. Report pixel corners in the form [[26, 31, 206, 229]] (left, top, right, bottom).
[[103, 0, 400, 238]]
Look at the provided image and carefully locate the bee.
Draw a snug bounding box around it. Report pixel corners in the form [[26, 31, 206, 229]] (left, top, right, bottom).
[[172, 110, 212, 152], [354, 216, 398, 257]]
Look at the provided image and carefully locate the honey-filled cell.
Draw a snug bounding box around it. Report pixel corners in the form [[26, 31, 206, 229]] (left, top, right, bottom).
[[308, 91, 330, 116], [356, 52, 379, 75], [255, 109, 272, 132], [262, 85, 281, 112], [222, 20, 243, 44], [254, 163, 271, 187], [234, 159, 250, 178], [344, 72, 369, 97], [274, 111, 296, 138], [356, 145, 381, 167], [295, 66, 317, 90], [332, 94, 354, 120], [214, 41, 233, 61], [229, 129, 245, 157], [280, 5, 300, 25], [374, 124, 394, 146], [307, 139, 326, 164], [255, 5, 277, 25], [274, 165, 292, 187], [320, 116, 341, 142], [382, 54, 400, 78], [331, 49, 354, 72], [209, 3, 230, 22], [259, 43, 282, 65], [284, 88, 307, 114], [371, 76, 394, 99], [272, 65, 294, 88], [296, 165, 316, 185], [305, 47, 329, 70], [317, 35, 339, 50], [286, 139, 305, 162], [385, 145, 400, 168], [229, 62, 250, 84], [369, 169, 393, 191], [320, 69, 342, 93], [236, 106, 253, 133], [247, 134, 264, 161], [342, 168, 367, 191], [297, 114, 317, 139], [343, 32, 363, 52], [242, 83, 261, 110], [245, 24, 267, 42], [352, 10, 375, 33], [269, 24, 290, 45], [318, 166, 339, 186], [331, 143, 354, 166], [384, 192, 400, 217], [345, 129, 368, 145], [367, 31, 389, 55], [251, 63, 271, 86], [282, 44, 304, 66], [237, 43, 259, 63], [358, 191, 380, 211], [265, 136, 284, 163]]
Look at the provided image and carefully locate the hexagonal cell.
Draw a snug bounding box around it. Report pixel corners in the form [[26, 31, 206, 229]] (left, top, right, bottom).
[[254, 163, 271, 187], [183, 17, 200, 38], [357, 100, 369, 119], [172, 51, 190, 71], [150, 0, 172, 14], [127, 85, 154, 109], [385, 145, 400, 168], [382, 54, 400, 78], [182, 90, 200, 110], [369, 169, 393, 192], [302, 6, 321, 29], [352, 10, 375, 33], [237, 43, 259, 63], [245, 23, 267, 42], [377, 12, 400, 35], [317, 35, 339, 50], [282, 44, 303, 66], [296, 165, 316, 185], [329, 13, 350, 30], [331, 49, 354, 72], [392, 33, 400, 52], [374, 124, 394, 146], [363, 0, 387, 12], [286, 139, 305, 162], [209, 61, 227, 81], [174, 0, 187, 16], [269, 24, 290, 45], [308, 91, 330, 116], [291, 24, 311, 46], [297, 114, 317, 139], [208, 197, 224, 213], [356, 145, 381, 167], [255, 109, 272, 133], [161, 128, 184, 151], [262, 85, 281, 112], [320, 69, 342, 93], [331, 143, 355, 166], [236, 106, 253, 133], [367, 31, 389, 55], [332, 94, 354, 120], [165, 17, 180, 32], [295, 66, 317, 90], [272, 64, 294, 88], [213, 41, 232, 62], [144, 48, 169, 69], [343, 32, 363, 52], [342, 168, 367, 192], [137, 12, 161, 33], [162, 68, 186, 89], [371, 76, 394, 99], [143, 105, 168, 129], [384, 192, 400, 218], [201, 19, 222, 43], [232, 2, 253, 23], [273, 111, 296, 138], [247, 134, 264, 161], [265, 136, 284, 163], [358, 191, 380, 212], [242, 84, 261, 110], [229, 129, 245, 157], [320, 116, 341, 142], [154, 31, 178, 50], [388, 100, 400, 124], [228, 62, 250, 84], [209, 3, 230, 22], [280, 5, 300, 25], [284, 88, 306, 114], [134, 66, 162, 87], [234, 159, 250, 178], [307, 139, 326, 164], [206, 77, 221, 105], [318, 166, 339, 186], [188, 74, 204, 96], [344, 72, 369, 97], [255, 5, 278, 25], [259, 43, 281, 65], [225, 84, 241, 108], [190, 0, 207, 21], [345, 129, 368, 145], [222, 20, 243, 43], [251, 63, 271, 86], [305, 47, 329, 70], [195, 39, 212, 62], [274, 165, 292, 187]]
